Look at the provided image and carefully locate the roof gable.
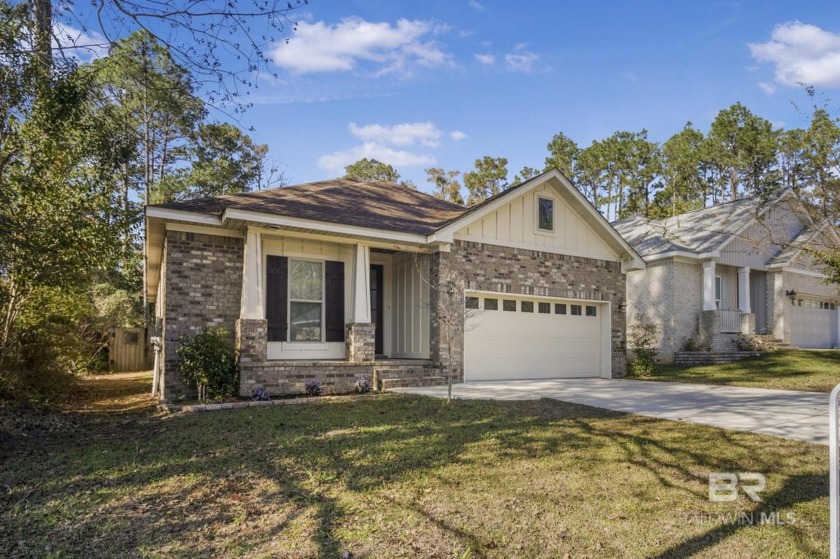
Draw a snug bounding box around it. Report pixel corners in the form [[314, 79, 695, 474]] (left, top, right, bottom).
[[435, 170, 645, 270], [613, 189, 814, 262]]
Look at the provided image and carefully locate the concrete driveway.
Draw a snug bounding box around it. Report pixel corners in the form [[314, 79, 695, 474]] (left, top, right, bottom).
[[394, 378, 830, 445]]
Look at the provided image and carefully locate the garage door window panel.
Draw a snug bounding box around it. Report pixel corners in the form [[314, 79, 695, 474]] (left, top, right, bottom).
[[503, 300, 517, 312], [521, 301, 534, 313], [571, 304, 582, 316], [484, 298, 499, 311]]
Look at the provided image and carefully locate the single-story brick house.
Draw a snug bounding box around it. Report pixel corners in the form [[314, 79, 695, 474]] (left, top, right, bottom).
[[613, 190, 840, 362], [145, 170, 645, 401]]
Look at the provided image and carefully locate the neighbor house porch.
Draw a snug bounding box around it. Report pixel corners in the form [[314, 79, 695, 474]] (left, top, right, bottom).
[[700, 260, 768, 336]]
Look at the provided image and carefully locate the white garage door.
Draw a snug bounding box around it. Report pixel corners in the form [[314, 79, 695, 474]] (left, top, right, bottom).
[[791, 299, 837, 349], [464, 294, 605, 381]]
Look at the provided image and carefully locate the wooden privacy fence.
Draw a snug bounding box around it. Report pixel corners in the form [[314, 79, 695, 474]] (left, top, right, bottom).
[[109, 327, 149, 371]]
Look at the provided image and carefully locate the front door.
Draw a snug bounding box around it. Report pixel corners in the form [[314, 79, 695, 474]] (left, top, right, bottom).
[[370, 264, 384, 356]]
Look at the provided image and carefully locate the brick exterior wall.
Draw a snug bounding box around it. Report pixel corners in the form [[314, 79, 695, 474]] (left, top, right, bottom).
[[449, 240, 628, 376], [626, 260, 702, 363], [161, 231, 244, 401]]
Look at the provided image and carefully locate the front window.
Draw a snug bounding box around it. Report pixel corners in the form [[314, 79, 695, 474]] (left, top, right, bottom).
[[289, 260, 323, 341], [715, 276, 722, 309], [537, 197, 554, 231]]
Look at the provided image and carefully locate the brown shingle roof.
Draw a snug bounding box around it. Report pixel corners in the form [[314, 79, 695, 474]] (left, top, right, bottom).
[[150, 177, 470, 236]]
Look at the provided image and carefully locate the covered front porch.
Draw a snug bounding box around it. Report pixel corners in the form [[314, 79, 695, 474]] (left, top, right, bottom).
[[235, 228, 449, 395], [700, 260, 767, 336]]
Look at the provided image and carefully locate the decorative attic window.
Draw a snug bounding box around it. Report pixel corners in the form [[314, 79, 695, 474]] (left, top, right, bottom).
[[537, 196, 554, 232]]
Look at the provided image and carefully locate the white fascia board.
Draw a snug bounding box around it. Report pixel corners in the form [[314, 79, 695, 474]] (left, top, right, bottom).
[[145, 206, 223, 226], [641, 250, 720, 264], [164, 222, 245, 238], [222, 208, 429, 245], [767, 266, 828, 279]]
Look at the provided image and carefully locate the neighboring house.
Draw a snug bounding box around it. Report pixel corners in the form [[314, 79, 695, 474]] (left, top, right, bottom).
[[613, 190, 840, 362], [145, 170, 644, 401]]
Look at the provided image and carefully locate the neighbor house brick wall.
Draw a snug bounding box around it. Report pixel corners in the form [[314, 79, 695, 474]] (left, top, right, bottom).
[[449, 240, 628, 376], [161, 230, 244, 401], [626, 260, 702, 363]]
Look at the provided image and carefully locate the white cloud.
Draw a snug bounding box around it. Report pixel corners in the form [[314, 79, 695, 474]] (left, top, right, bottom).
[[474, 53, 496, 65], [270, 17, 452, 75], [758, 81, 777, 95], [450, 130, 467, 141], [52, 23, 108, 61], [318, 142, 436, 174], [468, 0, 487, 12], [749, 21, 840, 88], [505, 51, 538, 72], [349, 121, 443, 147]]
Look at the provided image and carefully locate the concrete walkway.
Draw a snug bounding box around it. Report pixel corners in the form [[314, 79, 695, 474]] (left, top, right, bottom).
[[394, 378, 830, 445]]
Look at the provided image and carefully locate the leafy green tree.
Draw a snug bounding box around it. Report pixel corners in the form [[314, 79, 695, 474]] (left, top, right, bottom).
[[704, 102, 779, 201], [544, 131, 580, 179], [153, 122, 276, 202], [91, 31, 206, 204], [426, 167, 464, 204], [652, 122, 707, 218], [511, 166, 540, 186], [463, 156, 509, 205], [575, 142, 607, 210], [0, 7, 133, 392], [801, 109, 840, 220], [777, 128, 807, 193], [344, 158, 402, 183]]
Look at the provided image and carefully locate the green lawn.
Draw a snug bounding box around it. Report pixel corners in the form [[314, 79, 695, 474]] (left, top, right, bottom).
[[0, 372, 829, 558], [649, 350, 840, 392]]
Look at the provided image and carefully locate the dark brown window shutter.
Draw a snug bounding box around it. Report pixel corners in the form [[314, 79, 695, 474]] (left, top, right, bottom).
[[266, 255, 288, 342], [325, 260, 345, 342]]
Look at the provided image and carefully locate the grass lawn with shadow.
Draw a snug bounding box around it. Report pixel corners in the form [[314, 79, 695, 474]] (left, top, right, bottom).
[[649, 349, 840, 393], [0, 371, 829, 558]]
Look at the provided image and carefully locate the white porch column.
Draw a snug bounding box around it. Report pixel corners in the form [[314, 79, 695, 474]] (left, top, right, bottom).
[[351, 243, 371, 323], [702, 260, 717, 311], [240, 229, 264, 319], [738, 266, 751, 313]]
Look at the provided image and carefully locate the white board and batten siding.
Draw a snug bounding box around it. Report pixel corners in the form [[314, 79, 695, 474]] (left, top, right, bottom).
[[390, 253, 431, 359], [454, 182, 619, 261]]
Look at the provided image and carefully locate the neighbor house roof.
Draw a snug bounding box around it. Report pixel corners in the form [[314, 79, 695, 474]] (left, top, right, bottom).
[[151, 177, 469, 236], [612, 196, 769, 259]]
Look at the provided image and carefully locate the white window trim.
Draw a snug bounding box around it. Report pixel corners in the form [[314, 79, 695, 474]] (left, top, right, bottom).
[[535, 194, 556, 234], [287, 257, 325, 343]]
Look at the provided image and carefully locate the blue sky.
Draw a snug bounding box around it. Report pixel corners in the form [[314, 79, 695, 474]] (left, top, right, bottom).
[[68, 1, 840, 193], [231, 0, 840, 192]]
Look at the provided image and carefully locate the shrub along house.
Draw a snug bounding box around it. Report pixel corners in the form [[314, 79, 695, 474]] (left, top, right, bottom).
[[613, 190, 840, 363], [145, 170, 644, 401]]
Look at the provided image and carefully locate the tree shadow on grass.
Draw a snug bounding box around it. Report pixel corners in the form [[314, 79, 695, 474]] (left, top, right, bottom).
[[0, 393, 829, 558]]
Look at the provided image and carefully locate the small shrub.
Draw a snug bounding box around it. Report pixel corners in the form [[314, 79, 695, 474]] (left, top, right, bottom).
[[304, 379, 323, 397], [683, 336, 708, 352], [176, 327, 238, 401], [735, 334, 778, 352], [251, 387, 270, 401], [627, 316, 659, 378], [354, 376, 372, 394]]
